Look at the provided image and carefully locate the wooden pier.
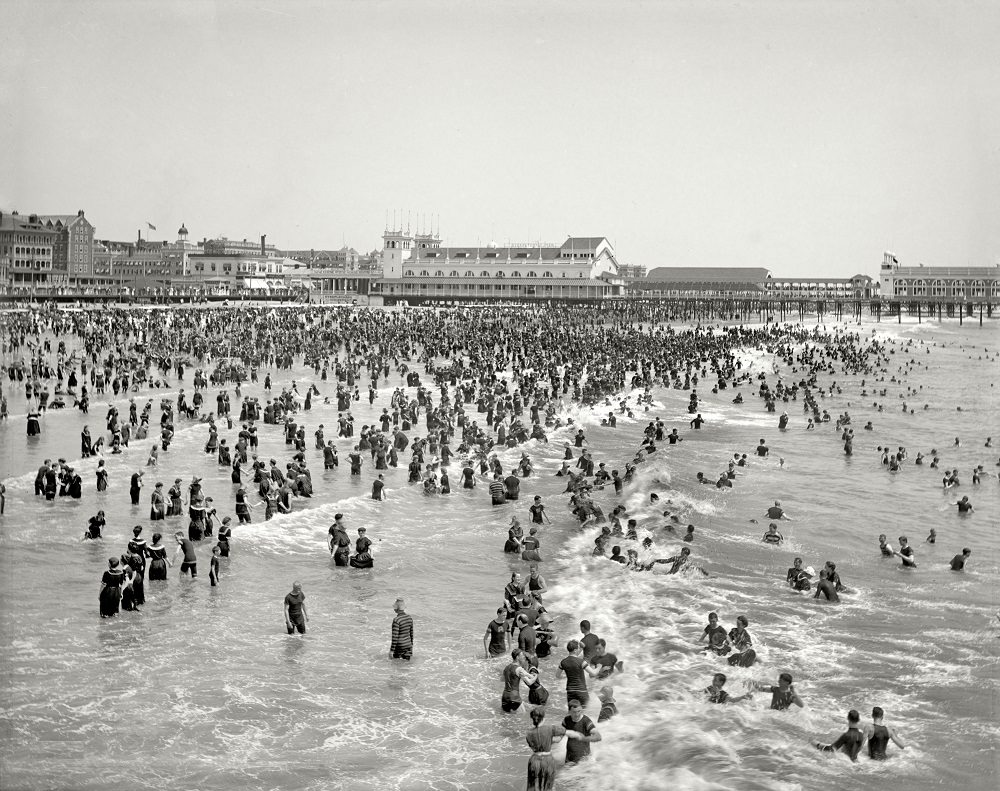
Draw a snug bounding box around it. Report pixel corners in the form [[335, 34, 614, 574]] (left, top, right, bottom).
[[623, 297, 997, 326]]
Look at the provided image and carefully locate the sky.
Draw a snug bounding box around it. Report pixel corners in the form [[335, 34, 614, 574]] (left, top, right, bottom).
[[2, 0, 998, 277]]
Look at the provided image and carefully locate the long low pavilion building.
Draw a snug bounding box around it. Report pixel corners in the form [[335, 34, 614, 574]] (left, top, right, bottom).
[[632, 267, 770, 297], [632, 267, 878, 300]]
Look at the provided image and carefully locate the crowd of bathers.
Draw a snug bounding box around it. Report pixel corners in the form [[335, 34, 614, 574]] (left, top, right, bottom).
[[0, 303, 992, 786]]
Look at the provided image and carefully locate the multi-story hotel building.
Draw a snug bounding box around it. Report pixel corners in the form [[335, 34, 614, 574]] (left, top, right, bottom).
[[0, 211, 57, 292], [38, 211, 95, 283], [373, 228, 623, 303], [879, 252, 999, 300]]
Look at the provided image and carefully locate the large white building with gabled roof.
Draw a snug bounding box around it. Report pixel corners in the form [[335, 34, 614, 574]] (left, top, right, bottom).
[[374, 227, 623, 303]]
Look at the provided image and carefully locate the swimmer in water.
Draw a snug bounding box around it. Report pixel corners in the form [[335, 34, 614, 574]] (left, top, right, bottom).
[[925, 529, 936, 544], [949, 548, 972, 571], [747, 672, 803, 710], [954, 496, 974, 514], [704, 672, 753, 704], [814, 709, 865, 762], [862, 706, 907, 760], [894, 536, 917, 568], [643, 546, 707, 575], [878, 534, 894, 556], [766, 500, 791, 520], [762, 523, 784, 545]]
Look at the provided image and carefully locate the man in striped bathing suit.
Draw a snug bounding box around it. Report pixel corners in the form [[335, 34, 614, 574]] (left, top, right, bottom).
[[390, 598, 414, 660]]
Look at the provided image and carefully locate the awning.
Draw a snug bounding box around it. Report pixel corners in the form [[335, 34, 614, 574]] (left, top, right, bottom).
[[242, 278, 269, 289]]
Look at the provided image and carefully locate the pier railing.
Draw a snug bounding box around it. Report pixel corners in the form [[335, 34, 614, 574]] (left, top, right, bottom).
[[0, 292, 995, 324]]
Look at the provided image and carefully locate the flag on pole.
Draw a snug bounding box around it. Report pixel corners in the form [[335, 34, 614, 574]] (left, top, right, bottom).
[[147, 222, 157, 231]]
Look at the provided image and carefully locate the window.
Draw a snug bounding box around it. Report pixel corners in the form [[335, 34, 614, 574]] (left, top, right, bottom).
[[543, 272, 552, 278], [510, 271, 520, 278], [434, 270, 444, 277], [480, 271, 490, 277], [455, 252, 468, 258], [485, 252, 498, 258], [404, 270, 415, 277], [526, 271, 537, 278], [516, 252, 528, 258], [449, 270, 459, 277]]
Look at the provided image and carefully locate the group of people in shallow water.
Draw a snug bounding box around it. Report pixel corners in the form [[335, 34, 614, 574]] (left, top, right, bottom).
[[1, 301, 993, 788]]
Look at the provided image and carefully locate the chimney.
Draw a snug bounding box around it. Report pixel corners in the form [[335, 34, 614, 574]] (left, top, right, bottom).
[[29, 214, 38, 223], [78, 210, 84, 217], [261, 234, 266, 255]]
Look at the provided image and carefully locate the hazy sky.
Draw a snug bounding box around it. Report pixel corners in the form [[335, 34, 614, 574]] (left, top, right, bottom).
[[2, 0, 997, 277]]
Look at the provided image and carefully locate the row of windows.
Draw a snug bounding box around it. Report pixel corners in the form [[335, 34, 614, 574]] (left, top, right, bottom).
[[2, 234, 55, 245], [403, 270, 586, 279], [10, 260, 52, 269], [390, 283, 608, 292], [417, 252, 593, 262], [191, 264, 280, 274], [9, 273, 51, 282], [759, 290, 873, 299], [10, 246, 52, 256], [892, 279, 998, 297], [765, 282, 861, 290]]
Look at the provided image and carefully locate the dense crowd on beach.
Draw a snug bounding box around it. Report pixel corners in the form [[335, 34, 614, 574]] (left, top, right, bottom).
[[1, 302, 994, 789]]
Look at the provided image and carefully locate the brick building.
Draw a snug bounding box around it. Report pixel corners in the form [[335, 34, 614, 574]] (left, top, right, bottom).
[[38, 211, 95, 283], [0, 211, 58, 292]]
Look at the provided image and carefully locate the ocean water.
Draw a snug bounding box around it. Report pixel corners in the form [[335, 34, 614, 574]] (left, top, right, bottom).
[[0, 312, 997, 791]]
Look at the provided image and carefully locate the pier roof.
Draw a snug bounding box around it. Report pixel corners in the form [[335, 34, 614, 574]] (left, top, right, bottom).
[[643, 267, 770, 284]]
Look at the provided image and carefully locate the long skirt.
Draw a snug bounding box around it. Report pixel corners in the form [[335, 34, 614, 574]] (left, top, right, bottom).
[[526, 753, 557, 791], [99, 586, 120, 618], [148, 559, 168, 581]]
